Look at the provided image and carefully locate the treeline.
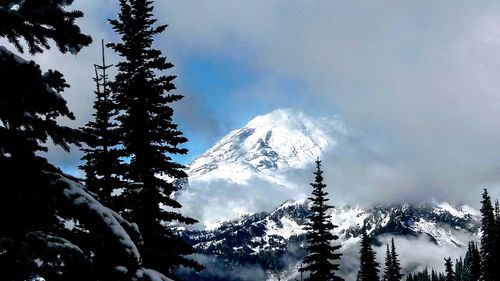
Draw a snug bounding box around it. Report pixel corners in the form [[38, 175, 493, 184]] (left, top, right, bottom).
[[405, 190, 500, 281], [406, 242, 481, 281]]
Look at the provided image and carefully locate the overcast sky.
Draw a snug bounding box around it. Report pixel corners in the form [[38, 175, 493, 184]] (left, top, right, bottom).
[[6, 0, 500, 206]]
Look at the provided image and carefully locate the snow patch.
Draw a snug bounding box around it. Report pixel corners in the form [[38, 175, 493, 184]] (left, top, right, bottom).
[[265, 216, 305, 240]]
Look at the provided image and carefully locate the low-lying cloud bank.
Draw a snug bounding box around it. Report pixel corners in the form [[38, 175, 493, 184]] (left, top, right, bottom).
[[340, 234, 473, 280], [176, 234, 475, 280]]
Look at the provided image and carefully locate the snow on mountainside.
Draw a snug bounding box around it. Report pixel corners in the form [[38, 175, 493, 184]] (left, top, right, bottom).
[[186, 108, 345, 184], [179, 200, 480, 281]]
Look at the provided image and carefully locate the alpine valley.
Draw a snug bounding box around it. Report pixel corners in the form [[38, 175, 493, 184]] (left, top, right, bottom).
[[174, 109, 481, 281]]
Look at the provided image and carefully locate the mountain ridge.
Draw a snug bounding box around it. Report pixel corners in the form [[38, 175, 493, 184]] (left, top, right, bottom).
[[179, 199, 480, 280]]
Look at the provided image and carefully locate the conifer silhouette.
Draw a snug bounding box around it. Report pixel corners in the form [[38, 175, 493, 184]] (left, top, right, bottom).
[[300, 159, 343, 281], [107, 0, 202, 274]]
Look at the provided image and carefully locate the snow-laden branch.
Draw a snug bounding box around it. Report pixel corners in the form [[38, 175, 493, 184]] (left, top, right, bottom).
[[48, 172, 172, 281], [50, 174, 141, 264]]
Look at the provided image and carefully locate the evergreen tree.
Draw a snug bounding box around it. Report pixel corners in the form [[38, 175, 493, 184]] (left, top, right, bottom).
[[300, 159, 343, 281], [463, 243, 471, 281], [479, 189, 496, 281], [383, 244, 393, 281], [357, 224, 380, 281], [1, 2, 177, 281], [454, 258, 464, 281], [422, 268, 430, 281], [390, 238, 403, 281], [0, 1, 90, 158], [0, 1, 91, 280], [463, 241, 480, 281], [494, 200, 500, 278], [80, 39, 122, 207], [107, 0, 202, 274], [444, 258, 454, 281], [423, 268, 430, 281], [78, 39, 141, 281], [431, 269, 439, 281]]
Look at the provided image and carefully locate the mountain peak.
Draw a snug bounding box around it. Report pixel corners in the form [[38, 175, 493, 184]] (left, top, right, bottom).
[[186, 109, 345, 183]]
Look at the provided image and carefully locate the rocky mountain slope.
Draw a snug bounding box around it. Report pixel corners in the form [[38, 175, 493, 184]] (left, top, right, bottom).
[[186, 108, 345, 184], [178, 200, 480, 280]]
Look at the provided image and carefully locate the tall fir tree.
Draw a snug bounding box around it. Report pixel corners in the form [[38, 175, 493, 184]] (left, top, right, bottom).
[[357, 223, 380, 281], [383, 244, 393, 281], [454, 258, 464, 281], [80, 39, 123, 207], [463, 241, 481, 281], [79, 40, 140, 280], [1, 2, 179, 281], [463, 244, 471, 281], [300, 159, 343, 281], [494, 200, 500, 278], [444, 258, 454, 281], [431, 269, 439, 281], [383, 240, 403, 281], [107, 0, 202, 274], [479, 189, 496, 281], [390, 238, 403, 281]]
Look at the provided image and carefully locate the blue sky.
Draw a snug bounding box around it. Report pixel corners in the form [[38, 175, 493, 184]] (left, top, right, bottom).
[[8, 0, 500, 202], [175, 54, 316, 160]]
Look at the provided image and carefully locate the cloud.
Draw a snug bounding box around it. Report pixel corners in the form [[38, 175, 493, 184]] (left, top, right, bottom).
[[338, 234, 474, 280], [375, 235, 472, 275], [177, 174, 310, 228], [156, 0, 500, 205]]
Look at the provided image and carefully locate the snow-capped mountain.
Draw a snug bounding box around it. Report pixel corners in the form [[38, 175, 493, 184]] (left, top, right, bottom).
[[179, 200, 480, 281], [176, 109, 349, 228], [186, 108, 345, 184], [175, 108, 483, 280]]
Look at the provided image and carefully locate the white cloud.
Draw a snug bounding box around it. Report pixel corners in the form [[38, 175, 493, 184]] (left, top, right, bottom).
[[157, 0, 500, 204], [177, 176, 309, 228]]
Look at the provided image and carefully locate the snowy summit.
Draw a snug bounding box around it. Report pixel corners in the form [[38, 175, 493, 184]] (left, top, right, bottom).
[[186, 108, 345, 184]]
